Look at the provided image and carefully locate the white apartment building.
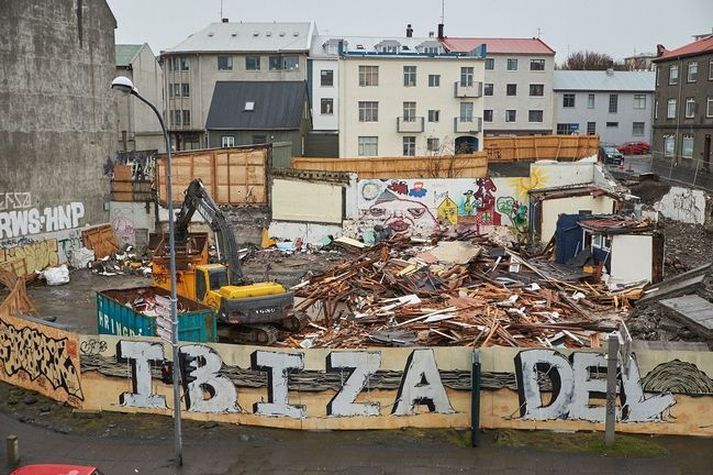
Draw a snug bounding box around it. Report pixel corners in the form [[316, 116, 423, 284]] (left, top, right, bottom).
[[115, 43, 164, 152], [338, 37, 485, 157], [160, 20, 315, 150], [553, 70, 655, 145], [442, 37, 556, 135]]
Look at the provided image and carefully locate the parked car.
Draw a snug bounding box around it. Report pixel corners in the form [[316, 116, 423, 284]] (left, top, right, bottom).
[[11, 465, 103, 475], [599, 145, 624, 165], [617, 141, 650, 155]]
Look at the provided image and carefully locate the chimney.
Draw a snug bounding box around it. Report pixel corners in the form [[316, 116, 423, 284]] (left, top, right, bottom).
[[437, 23, 444, 40], [428, 31, 434, 38], [656, 44, 666, 57], [406, 24, 413, 38]]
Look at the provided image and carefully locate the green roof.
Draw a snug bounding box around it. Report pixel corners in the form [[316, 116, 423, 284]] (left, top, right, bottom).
[[115, 44, 143, 67]]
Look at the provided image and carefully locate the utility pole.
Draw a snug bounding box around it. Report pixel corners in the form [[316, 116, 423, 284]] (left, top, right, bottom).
[[605, 333, 619, 447]]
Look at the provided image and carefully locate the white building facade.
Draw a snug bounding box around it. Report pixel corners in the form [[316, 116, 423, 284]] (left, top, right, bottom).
[[338, 38, 485, 157], [553, 70, 655, 145], [442, 37, 556, 135]]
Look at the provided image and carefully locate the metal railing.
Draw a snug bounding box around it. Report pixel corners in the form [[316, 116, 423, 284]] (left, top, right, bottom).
[[651, 151, 713, 191]]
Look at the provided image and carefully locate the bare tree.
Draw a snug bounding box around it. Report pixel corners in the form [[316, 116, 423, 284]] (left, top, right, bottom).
[[421, 137, 469, 178], [559, 50, 626, 71]]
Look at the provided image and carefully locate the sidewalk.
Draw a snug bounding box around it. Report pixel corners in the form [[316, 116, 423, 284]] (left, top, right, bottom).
[[1, 412, 700, 475]]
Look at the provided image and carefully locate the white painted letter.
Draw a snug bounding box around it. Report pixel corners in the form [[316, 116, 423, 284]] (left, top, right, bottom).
[[620, 353, 675, 422], [515, 349, 574, 420], [326, 351, 381, 417], [71, 202, 85, 228], [570, 352, 609, 422], [116, 340, 167, 409], [251, 350, 305, 418], [392, 349, 454, 415], [179, 344, 239, 413]]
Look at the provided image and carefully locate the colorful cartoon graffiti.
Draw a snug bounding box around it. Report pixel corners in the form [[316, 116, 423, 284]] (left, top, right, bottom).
[[496, 197, 528, 233], [457, 178, 501, 226], [408, 182, 428, 198], [436, 195, 459, 225], [508, 166, 549, 201], [387, 180, 408, 195], [364, 191, 438, 234]]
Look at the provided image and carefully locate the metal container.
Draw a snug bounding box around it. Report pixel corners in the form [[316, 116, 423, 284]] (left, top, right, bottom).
[[97, 286, 217, 342]]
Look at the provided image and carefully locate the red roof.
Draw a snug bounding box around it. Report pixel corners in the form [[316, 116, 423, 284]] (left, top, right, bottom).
[[441, 37, 555, 55], [11, 465, 98, 475], [655, 35, 713, 61]]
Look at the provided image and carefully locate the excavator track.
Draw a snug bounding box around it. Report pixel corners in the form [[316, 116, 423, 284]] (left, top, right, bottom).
[[279, 311, 310, 332], [218, 322, 279, 345]]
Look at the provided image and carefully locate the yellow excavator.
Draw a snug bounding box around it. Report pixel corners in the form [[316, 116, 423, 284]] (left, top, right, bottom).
[[151, 179, 304, 344]]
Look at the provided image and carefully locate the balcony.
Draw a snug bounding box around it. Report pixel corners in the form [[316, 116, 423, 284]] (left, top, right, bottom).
[[397, 116, 424, 133], [454, 81, 483, 98], [454, 117, 482, 134]]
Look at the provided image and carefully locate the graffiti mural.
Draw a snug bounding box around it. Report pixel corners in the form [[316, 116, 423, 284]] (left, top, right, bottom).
[[0, 239, 60, 277], [0, 202, 85, 240], [0, 192, 32, 211], [112, 216, 136, 246], [0, 313, 83, 406], [358, 178, 527, 236]]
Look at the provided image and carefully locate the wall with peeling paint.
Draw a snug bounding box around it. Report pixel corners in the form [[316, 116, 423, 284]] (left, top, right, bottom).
[[654, 186, 708, 225]]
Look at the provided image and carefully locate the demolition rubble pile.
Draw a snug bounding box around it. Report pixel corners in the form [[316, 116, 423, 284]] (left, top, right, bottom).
[[286, 233, 638, 349], [90, 244, 152, 277]]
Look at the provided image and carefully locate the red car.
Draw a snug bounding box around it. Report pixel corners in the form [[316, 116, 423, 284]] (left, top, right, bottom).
[[11, 465, 103, 475], [617, 141, 650, 155]]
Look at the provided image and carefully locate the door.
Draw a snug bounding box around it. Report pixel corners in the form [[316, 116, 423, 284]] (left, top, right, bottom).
[[555, 214, 583, 264]]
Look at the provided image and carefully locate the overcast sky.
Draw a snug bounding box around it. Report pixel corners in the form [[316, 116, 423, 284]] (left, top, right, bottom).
[[107, 0, 713, 62]]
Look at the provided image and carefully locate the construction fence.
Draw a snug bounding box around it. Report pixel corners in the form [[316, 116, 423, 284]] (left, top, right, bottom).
[[651, 151, 713, 191]]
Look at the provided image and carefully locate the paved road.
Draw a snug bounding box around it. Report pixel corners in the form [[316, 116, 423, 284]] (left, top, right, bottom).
[[2, 412, 707, 475]]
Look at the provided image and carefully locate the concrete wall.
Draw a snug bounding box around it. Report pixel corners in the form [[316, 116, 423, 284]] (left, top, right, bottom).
[[483, 53, 555, 135], [541, 195, 616, 243], [654, 185, 708, 225], [0, 0, 117, 231], [272, 179, 343, 224], [610, 234, 653, 283], [554, 90, 654, 144], [310, 58, 339, 131], [109, 201, 155, 250]]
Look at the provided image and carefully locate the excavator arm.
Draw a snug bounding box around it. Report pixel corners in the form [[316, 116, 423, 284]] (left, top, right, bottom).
[[174, 179, 244, 284]]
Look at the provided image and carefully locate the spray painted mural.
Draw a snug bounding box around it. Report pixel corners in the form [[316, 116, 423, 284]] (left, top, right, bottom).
[[357, 178, 528, 237]]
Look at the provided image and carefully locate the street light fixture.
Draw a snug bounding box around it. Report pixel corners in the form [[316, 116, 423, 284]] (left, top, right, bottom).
[[111, 76, 183, 467]]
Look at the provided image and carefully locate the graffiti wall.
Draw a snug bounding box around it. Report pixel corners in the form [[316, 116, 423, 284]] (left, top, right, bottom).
[[0, 229, 85, 277], [0, 313, 83, 407], [73, 335, 713, 435], [356, 177, 527, 237]]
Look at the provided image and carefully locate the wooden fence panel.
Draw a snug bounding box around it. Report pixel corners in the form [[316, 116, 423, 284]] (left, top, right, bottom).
[[484, 135, 599, 162]]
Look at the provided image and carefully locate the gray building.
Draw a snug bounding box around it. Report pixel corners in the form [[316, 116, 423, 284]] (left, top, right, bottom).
[[652, 35, 713, 166], [160, 20, 315, 151], [0, 0, 117, 233], [205, 81, 311, 157], [553, 70, 655, 145], [116, 43, 164, 153]]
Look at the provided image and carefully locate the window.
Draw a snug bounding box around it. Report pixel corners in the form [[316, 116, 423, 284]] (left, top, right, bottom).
[[221, 135, 235, 148], [428, 74, 440, 87], [460, 102, 474, 121], [484, 109, 493, 122], [359, 66, 378, 86], [633, 94, 646, 109], [710, 59, 713, 80], [403, 102, 416, 121], [320, 69, 334, 86], [587, 94, 595, 109], [484, 58, 494, 70], [427, 110, 440, 122], [269, 55, 299, 70], [656, 67, 660, 86], [321, 98, 334, 115], [528, 110, 543, 122], [608, 94, 618, 113], [179, 57, 190, 71], [427, 138, 440, 152], [655, 99, 659, 119], [505, 110, 517, 122], [529, 84, 544, 96], [530, 59, 545, 71], [244, 101, 255, 111], [682, 135, 694, 159], [667, 99, 677, 119], [606, 121, 618, 127], [358, 101, 378, 121], [245, 56, 260, 70], [424, 46, 440, 55], [403, 66, 417, 86], [403, 136, 416, 156], [506, 84, 517, 96], [688, 61, 698, 82], [707, 97, 713, 117], [556, 123, 578, 134], [358, 136, 378, 156], [669, 64, 679, 85], [587, 122, 596, 134], [171, 110, 181, 126], [460, 67, 474, 87], [484, 83, 494, 96], [685, 98, 696, 118], [506, 58, 518, 70], [664, 135, 675, 157], [217, 55, 233, 70], [182, 110, 191, 127], [563, 93, 575, 108], [632, 122, 645, 136]]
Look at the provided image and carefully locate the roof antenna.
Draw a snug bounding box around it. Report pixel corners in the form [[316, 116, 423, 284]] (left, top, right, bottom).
[[220, 0, 223, 20], [441, 0, 445, 24], [536, 27, 542, 39]]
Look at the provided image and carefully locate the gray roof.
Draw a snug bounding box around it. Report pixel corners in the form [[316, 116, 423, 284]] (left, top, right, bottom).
[[553, 70, 655, 92], [206, 81, 307, 131], [164, 22, 315, 54], [116, 44, 144, 67], [310, 35, 445, 57]]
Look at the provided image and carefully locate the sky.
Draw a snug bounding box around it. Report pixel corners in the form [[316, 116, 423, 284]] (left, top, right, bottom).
[[106, 0, 713, 62]]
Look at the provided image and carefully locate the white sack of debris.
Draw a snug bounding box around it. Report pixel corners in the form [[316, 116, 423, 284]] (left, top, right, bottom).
[[41, 264, 70, 286]]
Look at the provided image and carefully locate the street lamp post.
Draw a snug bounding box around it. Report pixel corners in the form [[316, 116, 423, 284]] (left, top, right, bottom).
[[111, 76, 183, 467]]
